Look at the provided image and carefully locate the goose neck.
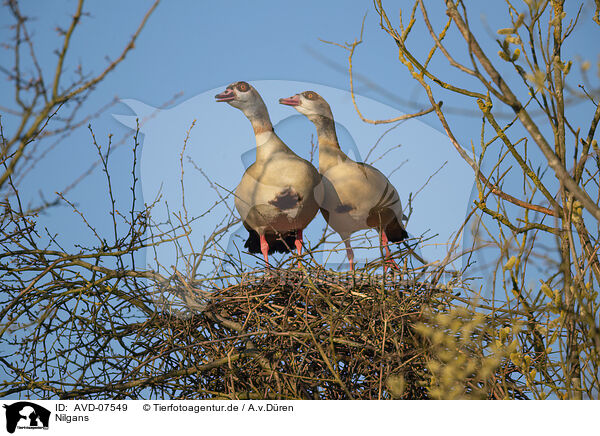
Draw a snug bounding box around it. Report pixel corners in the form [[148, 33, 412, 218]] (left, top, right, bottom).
[[312, 114, 340, 150]]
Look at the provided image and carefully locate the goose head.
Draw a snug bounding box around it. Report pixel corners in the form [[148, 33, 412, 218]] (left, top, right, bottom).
[[279, 91, 333, 123], [215, 81, 268, 120]]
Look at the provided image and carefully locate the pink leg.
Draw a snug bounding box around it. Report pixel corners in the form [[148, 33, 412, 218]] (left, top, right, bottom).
[[344, 239, 354, 271], [260, 234, 270, 267], [295, 230, 303, 268], [295, 230, 303, 256], [381, 231, 399, 272]]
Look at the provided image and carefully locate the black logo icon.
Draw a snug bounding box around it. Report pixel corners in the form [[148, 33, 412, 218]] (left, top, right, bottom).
[[3, 402, 50, 433]]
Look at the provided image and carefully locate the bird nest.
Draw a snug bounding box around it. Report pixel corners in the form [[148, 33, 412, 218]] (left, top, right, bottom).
[[36, 258, 526, 400], [154, 266, 454, 399]]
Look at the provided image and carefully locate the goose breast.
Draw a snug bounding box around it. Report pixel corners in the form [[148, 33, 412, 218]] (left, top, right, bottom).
[[235, 153, 320, 234]]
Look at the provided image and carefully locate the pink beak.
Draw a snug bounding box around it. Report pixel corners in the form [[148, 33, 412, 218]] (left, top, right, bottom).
[[279, 95, 300, 106], [215, 88, 235, 102]]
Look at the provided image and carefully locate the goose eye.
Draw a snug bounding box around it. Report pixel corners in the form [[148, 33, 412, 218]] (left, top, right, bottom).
[[237, 82, 249, 92], [305, 92, 315, 100]]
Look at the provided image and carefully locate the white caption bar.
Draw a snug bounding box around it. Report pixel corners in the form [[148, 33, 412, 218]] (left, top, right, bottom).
[[0, 400, 596, 435]]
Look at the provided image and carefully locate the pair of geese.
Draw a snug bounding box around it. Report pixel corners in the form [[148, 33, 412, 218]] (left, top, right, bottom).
[[215, 81, 409, 270]]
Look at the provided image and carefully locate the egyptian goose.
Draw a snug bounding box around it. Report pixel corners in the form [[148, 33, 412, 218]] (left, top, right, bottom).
[[215, 82, 320, 266], [280, 91, 408, 270]]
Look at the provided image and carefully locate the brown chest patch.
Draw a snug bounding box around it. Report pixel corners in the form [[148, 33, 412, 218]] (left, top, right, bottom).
[[269, 188, 302, 210], [335, 204, 354, 213]]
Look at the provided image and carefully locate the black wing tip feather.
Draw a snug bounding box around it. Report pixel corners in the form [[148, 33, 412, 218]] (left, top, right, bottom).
[[384, 216, 409, 243], [244, 229, 297, 254], [367, 207, 408, 243]]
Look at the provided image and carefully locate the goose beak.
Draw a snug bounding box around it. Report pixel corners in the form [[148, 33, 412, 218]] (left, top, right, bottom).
[[215, 89, 235, 102], [279, 95, 300, 106]]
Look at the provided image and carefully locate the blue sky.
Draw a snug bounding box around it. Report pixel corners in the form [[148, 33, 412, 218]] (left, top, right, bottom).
[[1, 0, 599, 403], [1, 1, 598, 281]]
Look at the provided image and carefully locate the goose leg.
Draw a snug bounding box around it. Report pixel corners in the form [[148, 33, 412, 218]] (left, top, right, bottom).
[[259, 234, 270, 267], [381, 231, 400, 272], [295, 230, 303, 268], [344, 239, 355, 271]]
